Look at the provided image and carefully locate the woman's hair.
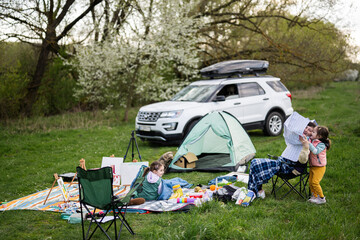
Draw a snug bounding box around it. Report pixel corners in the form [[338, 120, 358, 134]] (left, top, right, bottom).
[[143, 160, 164, 177], [308, 122, 317, 128], [316, 125, 331, 150]]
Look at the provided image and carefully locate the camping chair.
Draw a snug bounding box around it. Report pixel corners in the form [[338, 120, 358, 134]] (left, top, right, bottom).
[[269, 155, 310, 200], [77, 166, 145, 240]]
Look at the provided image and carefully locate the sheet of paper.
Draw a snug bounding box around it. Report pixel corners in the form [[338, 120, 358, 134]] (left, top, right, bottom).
[[101, 157, 123, 186], [281, 112, 310, 161], [57, 177, 69, 202], [119, 162, 149, 186]]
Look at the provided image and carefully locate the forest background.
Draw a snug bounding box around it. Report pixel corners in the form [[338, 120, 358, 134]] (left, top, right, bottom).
[[0, 0, 359, 121]]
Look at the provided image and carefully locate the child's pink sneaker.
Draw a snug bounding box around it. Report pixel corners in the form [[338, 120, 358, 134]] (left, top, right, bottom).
[[313, 197, 326, 205], [308, 195, 317, 203]]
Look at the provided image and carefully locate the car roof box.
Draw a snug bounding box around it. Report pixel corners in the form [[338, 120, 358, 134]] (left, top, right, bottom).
[[200, 60, 269, 78]]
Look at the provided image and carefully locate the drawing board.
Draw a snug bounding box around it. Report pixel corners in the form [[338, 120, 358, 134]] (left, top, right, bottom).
[[101, 157, 124, 186], [120, 162, 149, 186]]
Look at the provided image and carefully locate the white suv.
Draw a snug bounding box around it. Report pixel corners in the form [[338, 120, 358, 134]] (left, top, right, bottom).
[[135, 60, 293, 144]]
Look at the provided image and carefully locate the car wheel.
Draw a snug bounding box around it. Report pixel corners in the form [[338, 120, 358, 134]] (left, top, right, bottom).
[[264, 112, 284, 136], [183, 120, 199, 139]]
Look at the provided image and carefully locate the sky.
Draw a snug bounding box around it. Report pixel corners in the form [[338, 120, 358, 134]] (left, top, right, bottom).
[[328, 0, 360, 62]]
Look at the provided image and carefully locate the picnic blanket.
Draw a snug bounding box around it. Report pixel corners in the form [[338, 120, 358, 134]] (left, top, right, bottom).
[[126, 200, 194, 213], [127, 188, 196, 213], [0, 183, 195, 214], [0, 183, 126, 212]]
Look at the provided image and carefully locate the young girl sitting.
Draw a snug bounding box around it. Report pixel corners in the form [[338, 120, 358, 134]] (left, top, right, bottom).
[[308, 125, 331, 204], [133, 161, 165, 201]]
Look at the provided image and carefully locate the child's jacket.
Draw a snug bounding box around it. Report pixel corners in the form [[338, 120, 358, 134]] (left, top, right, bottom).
[[309, 139, 327, 167], [135, 172, 161, 201]]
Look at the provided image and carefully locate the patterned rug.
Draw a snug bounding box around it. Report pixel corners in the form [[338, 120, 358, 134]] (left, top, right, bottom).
[[0, 183, 126, 213], [0, 183, 194, 213]]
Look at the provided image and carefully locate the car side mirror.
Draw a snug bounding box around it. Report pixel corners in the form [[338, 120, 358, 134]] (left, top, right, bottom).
[[214, 95, 226, 102]]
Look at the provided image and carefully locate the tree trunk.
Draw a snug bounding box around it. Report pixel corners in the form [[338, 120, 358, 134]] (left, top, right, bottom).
[[123, 93, 133, 122], [23, 41, 51, 116]]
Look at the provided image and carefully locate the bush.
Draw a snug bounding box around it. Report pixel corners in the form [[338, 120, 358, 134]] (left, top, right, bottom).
[[0, 64, 29, 118], [32, 57, 77, 116]]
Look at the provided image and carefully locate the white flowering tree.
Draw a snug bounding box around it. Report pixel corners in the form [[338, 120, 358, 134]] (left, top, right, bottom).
[[73, 0, 202, 121]]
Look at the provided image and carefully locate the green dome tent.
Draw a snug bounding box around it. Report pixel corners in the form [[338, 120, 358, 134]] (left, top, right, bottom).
[[168, 111, 256, 172]]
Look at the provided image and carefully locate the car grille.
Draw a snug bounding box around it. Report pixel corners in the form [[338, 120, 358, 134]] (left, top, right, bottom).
[[137, 111, 161, 122]]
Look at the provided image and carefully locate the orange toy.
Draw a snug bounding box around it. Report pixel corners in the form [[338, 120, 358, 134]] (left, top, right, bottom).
[[210, 185, 222, 191]]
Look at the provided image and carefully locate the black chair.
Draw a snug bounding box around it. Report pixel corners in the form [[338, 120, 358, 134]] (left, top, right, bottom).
[[77, 165, 145, 240], [269, 155, 310, 200]]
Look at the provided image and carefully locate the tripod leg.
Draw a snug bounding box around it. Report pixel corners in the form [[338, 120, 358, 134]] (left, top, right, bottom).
[[124, 131, 142, 162], [44, 179, 57, 205], [68, 173, 77, 187], [131, 132, 135, 161], [123, 136, 133, 162], [133, 134, 142, 161]]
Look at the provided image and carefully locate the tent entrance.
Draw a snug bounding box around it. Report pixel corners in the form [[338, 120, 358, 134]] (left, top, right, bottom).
[[195, 153, 231, 170], [168, 111, 256, 173]]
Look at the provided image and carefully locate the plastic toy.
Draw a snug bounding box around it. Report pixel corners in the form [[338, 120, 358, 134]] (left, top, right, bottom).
[[169, 184, 184, 199], [210, 185, 222, 191], [177, 198, 195, 203]]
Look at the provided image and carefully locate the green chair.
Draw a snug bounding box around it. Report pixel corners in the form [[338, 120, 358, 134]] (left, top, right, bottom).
[[76, 165, 146, 240], [268, 155, 310, 200]]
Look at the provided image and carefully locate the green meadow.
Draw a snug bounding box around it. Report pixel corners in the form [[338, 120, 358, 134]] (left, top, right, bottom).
[[0, 81, 359, 239]]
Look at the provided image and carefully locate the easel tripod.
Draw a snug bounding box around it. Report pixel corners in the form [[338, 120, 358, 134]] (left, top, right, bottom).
[[43, 159, 86, 205], [123, 131, 142, 162]]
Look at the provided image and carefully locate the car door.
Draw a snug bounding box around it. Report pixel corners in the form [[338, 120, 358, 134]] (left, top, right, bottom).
[[211, 84, 243, 120], [238, 82, 268, 124]]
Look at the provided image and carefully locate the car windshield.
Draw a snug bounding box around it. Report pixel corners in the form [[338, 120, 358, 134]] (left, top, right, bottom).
[[171, 85, 218, 102]]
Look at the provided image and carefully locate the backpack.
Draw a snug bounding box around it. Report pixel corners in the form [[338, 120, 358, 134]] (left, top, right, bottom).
[[213, 185, 239, 202]]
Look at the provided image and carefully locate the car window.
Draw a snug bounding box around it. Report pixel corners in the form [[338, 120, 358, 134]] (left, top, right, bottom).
[[239, 82, 265, 97], [171, 85, 218, 102], [217, 84, 239, 100], [266, 81, 288, 92]]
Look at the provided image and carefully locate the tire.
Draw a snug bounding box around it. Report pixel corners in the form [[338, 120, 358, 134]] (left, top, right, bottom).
[[183, 120, 199, 139], [264, 112, 284, 136]]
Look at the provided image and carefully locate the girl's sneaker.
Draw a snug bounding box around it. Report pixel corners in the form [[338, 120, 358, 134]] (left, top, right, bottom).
[[308, 195, 317, 203], [257, 190, 266, 199], [313, 197, 326, 205]]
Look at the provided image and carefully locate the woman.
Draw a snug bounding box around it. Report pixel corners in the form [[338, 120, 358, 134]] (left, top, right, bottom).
[[242, 113, 316, 206]]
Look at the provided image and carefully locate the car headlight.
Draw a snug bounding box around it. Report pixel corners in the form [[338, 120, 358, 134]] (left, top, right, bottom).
[[160, 110, 183, 118]]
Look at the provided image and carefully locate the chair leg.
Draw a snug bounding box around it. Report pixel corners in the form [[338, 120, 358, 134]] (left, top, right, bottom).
[[272, 174, 309, 200], [271, 175, 279, 198], [281, 179, 306, 200], [116, 205, 135, 238], [302, 173, 310, 199], [104, 206, 119, 239], [80, 202, 85, 240], [272, 175, 288, 199], [83, 205, 112, 240], [103, 204, 135, 239]]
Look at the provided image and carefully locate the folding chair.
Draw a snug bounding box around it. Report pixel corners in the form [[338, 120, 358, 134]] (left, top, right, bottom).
[[77, 165, 145, 240], [269, 155, 310, 200]]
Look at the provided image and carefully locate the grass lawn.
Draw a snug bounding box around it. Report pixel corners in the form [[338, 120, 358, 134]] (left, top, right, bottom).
[[0, 81, 359, 239]]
